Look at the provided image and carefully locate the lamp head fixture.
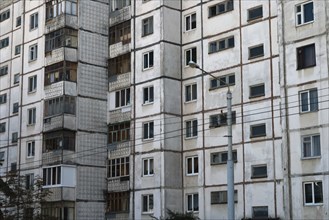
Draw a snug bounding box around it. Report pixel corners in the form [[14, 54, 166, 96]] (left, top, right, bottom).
[[188, 61, 200, 69]]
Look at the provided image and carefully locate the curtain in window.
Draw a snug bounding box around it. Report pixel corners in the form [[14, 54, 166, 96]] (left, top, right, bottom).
[[312, 135, 321, 156], [309, 89, 318, 111]]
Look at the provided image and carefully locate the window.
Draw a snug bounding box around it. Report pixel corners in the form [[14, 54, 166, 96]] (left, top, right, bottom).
[[12, 132, 18, 143], [296, 1, 314, 26], [16, 16, 21, 27], [143, 121, 154, 140], [0, 122, 6, 133], [209, 111, 236, 128], [15, 45, 21, 55], [142, 194, 154, 213], [0, 37, 9, 49], [27, 141, 35, 157], [185, 13, 196, 31], [109, 20, 131, 45], [302, 134, 321, 158], [210, 74, 235, 89], [185, 47, 197, 66], [304, 181, 323, 205], [43, 130, 75, 152], [30, 12, 38, 30], [211, 190, 238, 204], [210, 151, 237, 165], [300, 89, 318, 112], [143, 158, 154, 176], [108, 157, 129, 178], [108, 122, 130, 144], [249, 44, 264, 59], [11, 162, 17, 172], [110, 0, 131, 11], [109, 53, 131, 75], [44, 96, 76, 117], [0, 10, 10, 22], [185, 84, 197, 102], [143, 51, 154, 70], [142, 16, 153, 36], [0, 94, 6, 104], [208, 0, 233, 18], [187, 194, 199, 212], [28, 108, 36, 125], [45, 28, 78, 52], [250, 84, 265, 98], [115, 88, 130, 108], [209, 36, 234, 54], [143, 86, 154, 104], [43, 166, 61, 186], [13, 103, 19, 114], [29, 44, 38, 61], [28, 75, 37, 92], [0, 65, 8, 76], [186, 119, 198, 138], [46, 0, 77, 20], [248, 6, 263, 21], [297, 44, 316, 69], [252, 206, 268, 219], [250, 123, 266, 137], [25, 173, 34, 189], [14, 74, 20, 84], [186, 156, 198, 175], [106, 192, 129, 213], [251, 165, 267, 178], [45, 61, 77, 85], [0, 151, 4, 161]]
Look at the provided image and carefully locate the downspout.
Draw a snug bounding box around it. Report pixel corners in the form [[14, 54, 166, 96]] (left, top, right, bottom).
[[132, 0, 136, 219]]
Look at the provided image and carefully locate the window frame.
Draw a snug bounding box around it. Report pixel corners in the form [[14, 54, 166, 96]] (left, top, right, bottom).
[[296, 44, 316, 70], [107, 157, 129, 179], [209, 111, 236, 128], [185, 83, 197, 102], [29, 44, 38, 62], [250, 123, 266, 138], [0, 37, 9, 49], [208, 36, 235, 54], [16, 16, 21, 27], [210, 190, 238, 204], [301, 134, 321, 159], [27, 108, 36, 125], [251, 164, 267, 178], [296, 1, 314, 26], [142, 194, 154, 214], [248, 44, 264, 59], [303, 181, 323, 205], [186, 193, 199, 213], [185, 47, 197, 67], [252, 206, 268, 219], [14, 73, 20, 84], [143, 50, 154, 70], [185, 12, 196, 32], [143, 86, 154, 104], [15, 45, 21, 55], [299, 88, 318, 113], [27, 141, 35, 158], [142, 157, 154, 176], [12, 132, 18, 143], [106, 191, 130, 213], [0, 65, 8, 76], [143, 121, 154, 140], [249, 83, 265, 98], [208, 0, 234, 18], [142, 16, 153, 37], [28, 75, 37, 93], [0, 94, 6, 104], [247, 5, 263, 21], [115, 88, 131, 108], [30, 12, 38, 30], [0, 122, 6, 133], [209, 74, 235, 90], [0, 10, 10, 22], [108, 122, 130, 145], [185, 119, 198, 138], [210, 150, 237, 165], [13, 102, 19, 114], [186, 156, 198, 176]]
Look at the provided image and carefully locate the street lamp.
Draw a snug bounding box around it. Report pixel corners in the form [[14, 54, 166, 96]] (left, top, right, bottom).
[[188, 61, 234, 220]]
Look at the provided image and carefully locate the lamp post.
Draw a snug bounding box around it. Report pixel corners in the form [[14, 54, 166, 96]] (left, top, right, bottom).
[[189, 61, 234, 220]]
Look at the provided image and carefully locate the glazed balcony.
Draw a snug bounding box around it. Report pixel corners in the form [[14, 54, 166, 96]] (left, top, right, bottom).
[[45, 14, 78, 34], [109, 5, 131, 26]]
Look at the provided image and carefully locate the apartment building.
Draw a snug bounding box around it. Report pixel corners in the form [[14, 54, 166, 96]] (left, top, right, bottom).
[[0, 0, 328, 220], [0, 0, 108, 219], [278, 0, 329, 219]]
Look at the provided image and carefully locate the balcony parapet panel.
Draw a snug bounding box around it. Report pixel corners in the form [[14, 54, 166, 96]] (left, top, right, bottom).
[[45, 47, 78, 66], [109, 6, 131, 26], [45, 15, 78, 34]]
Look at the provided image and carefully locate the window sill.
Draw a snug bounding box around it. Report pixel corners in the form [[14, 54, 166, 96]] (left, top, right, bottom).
[[301, 156, 321, 160], [296, 20, 314, 27], [142, 174, 154, 177], [143, 66, 154, 71], [142, 102, 153, 106], [142, 138, 154, 142], [249, 94, 265, 99], [142, 211, 154, 215], [304, 203, 323, 207], [26, 156, 35, 159], [27, 124, 36, 127], [296, 64, 316, 70], [251, 175, 267, 179], [142, 32, 153, 37], [250, 134, 266, 138], [186, 173, 198, 176], [28, 90, 37, 94], [248, 54, 264, 60], [300, 109, 319, 114], [185, 136, 197, 140], [247, 16, 263, 22], [184, 99, 197, 104], [184, 28, 196, 33]]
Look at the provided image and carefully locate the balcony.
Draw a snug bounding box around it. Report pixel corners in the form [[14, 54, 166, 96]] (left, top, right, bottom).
[[109, 42, 131, 59], [43, 114, 76, 132], [45, 47, 78, 66], [109, 72, 131, 92], [109, 6, 131, 26], [107, 178, 130, 192], [45, 15, 78, 34], [44, 81, 77, 100], [46, 187, 76, 202], [108, 108, 131, 124]]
